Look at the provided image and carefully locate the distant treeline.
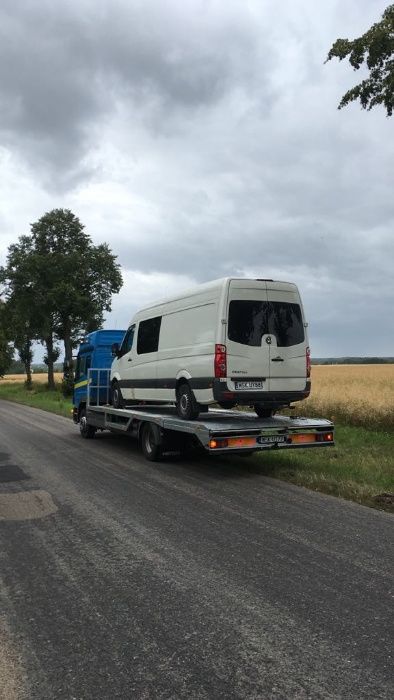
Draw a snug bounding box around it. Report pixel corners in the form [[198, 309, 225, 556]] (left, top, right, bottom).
[[312, 357, 394, 365]]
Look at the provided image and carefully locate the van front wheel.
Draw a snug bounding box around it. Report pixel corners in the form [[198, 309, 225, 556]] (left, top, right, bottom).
[[176, 383, 200, 420]]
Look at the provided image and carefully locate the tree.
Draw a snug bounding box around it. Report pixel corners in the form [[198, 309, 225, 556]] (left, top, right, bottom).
[[0, 236, 54, 387], [5, 301, 35, 389], [1, 209, 123, 393], [326, 4, 394, 116], [0, 301, 13, 377], [30, 209, 123, 394]]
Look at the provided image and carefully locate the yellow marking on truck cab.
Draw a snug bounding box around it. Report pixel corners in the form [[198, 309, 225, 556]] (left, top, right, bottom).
[[74, 379, 89, 389]]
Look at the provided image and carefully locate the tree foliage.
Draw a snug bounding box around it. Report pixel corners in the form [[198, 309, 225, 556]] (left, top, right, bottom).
[[1, 209, 123, 392], [326, 4, 394, 116]]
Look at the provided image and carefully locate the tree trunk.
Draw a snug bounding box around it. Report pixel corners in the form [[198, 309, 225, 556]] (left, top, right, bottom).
[[17, 339, 33, 390], [63, 329, 74, 383], [45, 334, 56, 390], [24, 358, 32, 390]]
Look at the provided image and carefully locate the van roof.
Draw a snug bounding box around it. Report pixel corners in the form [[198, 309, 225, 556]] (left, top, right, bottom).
[[134, 277, 298, 316]]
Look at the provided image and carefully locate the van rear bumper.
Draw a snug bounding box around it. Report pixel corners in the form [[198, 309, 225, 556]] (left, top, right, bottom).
[[212, 379, 311, 406]]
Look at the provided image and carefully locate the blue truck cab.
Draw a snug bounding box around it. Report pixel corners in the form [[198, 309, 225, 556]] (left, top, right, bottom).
[[73, 329, 126, 423]]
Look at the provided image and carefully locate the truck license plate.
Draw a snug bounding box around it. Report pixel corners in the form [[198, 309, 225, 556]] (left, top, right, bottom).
[[235, 381, 263, 390], [257, 435, 286, 444]]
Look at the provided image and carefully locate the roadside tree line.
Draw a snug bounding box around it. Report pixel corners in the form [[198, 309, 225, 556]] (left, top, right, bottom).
[[0, 209, 122, 392]]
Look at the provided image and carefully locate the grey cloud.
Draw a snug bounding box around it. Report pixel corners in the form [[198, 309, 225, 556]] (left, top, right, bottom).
[[0, 0, 262, 187]]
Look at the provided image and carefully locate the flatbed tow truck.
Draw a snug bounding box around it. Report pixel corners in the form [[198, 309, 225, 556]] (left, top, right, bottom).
[[76, 367, 335, 462]]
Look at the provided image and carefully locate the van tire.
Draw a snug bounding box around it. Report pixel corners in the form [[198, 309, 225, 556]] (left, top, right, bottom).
[[254, 404, 274, 419], [111, 380, 125, 409], [79, 408, 96, 439], [176, 382, 200, 420], [140, 423, 163, 461]]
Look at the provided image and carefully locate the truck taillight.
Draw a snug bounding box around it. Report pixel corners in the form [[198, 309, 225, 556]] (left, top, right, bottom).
[[306, 346, 311, 378], [215, 344, 227, 378]]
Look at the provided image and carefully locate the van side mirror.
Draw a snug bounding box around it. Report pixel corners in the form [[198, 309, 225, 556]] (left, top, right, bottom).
[[111, 342, 120, 358]]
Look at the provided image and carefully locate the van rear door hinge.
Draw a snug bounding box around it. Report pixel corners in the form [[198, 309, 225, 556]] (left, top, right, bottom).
[[221, 319, 227, 325]]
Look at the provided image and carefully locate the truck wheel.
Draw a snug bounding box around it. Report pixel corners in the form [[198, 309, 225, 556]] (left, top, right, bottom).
[[140, 423, 163, 462], [176, 382, 200, 420], [111, 380, 125, 409], [254, 404, 274, 418], [79, 408, 96, 439]]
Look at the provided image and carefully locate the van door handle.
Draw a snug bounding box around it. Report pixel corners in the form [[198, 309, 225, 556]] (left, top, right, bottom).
[[128, 358, 133, 362], [271, 356, 284, 362]]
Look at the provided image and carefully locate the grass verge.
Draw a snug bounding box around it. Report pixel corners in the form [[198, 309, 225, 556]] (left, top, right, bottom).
[[250, 425, 394, 513], [0, 381, 392, 512], [0, 380, 73, 419]]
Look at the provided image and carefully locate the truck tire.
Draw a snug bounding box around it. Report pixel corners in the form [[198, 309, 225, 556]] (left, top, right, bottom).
[[140, 423, 163, 462], [176, 382, 200, 420], [254, 404, 274, 419], [111, 380, 125, 409], [79, 408, 96, 439]]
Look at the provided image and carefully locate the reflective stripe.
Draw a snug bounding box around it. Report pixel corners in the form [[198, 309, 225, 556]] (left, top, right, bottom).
[[74, 379, 89, 390]]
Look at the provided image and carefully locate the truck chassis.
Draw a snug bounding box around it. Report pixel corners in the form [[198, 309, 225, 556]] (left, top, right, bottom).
[[76, 369, 335, 461]]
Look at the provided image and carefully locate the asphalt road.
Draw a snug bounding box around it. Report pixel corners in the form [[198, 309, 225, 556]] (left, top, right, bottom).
[[0, 400, 392, 700]]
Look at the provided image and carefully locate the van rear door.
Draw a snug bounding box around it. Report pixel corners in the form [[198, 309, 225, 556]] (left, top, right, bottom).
[[226, 280, 272, 393], [266, 283, 307, 392]]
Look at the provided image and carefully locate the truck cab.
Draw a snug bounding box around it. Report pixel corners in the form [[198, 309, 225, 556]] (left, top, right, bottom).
[[73, 329, 126, 423]]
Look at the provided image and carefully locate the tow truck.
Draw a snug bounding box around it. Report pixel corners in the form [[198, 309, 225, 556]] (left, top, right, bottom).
[[72, 331, 334, 461]]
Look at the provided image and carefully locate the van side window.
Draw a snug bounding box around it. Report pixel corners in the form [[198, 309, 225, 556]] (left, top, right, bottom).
[[228, 300, 304, 347], [137, 317, 162, 354], [119, 325, 135, 357]]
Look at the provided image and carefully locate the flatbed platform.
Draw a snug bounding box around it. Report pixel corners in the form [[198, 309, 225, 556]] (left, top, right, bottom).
[[85, 403, 334, 457]]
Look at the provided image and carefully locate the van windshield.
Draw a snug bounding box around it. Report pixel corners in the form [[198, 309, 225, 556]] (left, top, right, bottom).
[[228, 300, 304, 347]]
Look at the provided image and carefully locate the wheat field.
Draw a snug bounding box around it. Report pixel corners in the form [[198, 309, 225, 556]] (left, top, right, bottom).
[[0, 373, 63, 384], [1, 366, 393, 431], [296, 364, 394, 431]]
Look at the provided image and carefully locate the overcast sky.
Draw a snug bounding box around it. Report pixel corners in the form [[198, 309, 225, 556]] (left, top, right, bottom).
[[1, 0, 393, 358]]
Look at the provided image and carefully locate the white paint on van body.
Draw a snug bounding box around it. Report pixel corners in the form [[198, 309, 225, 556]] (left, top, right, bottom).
[[111, 277, 309, 406]]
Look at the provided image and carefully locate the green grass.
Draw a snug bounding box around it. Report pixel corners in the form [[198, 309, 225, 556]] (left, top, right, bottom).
[[0, 381, 392, 512], [248, 425, 394, 512], [0, 381, 73, 418]]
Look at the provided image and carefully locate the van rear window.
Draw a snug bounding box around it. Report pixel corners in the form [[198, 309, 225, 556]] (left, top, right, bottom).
[[137, 316, 162, 354], [228, 301, 304, 347]]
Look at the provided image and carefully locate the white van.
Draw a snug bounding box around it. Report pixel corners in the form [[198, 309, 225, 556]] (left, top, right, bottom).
[[110, 278, 311, 419]]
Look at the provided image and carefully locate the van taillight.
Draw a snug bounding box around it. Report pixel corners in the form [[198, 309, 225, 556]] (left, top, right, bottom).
[[215, 344, 227, 378], [306, 346, 311, 378]]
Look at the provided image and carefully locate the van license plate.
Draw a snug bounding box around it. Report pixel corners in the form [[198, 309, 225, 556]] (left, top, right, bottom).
[[235, 381, 263, 390], [257, 435, 286, 444]]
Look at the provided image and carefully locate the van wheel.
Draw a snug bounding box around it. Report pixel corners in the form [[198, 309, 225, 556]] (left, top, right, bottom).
[[176, 383, 200, 420], [111, 380, 125, 409], [218, 401, 236, 410], [140, 423, 163, 462], [79, 408, 96, 439], [254, 404, 274, 418]]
